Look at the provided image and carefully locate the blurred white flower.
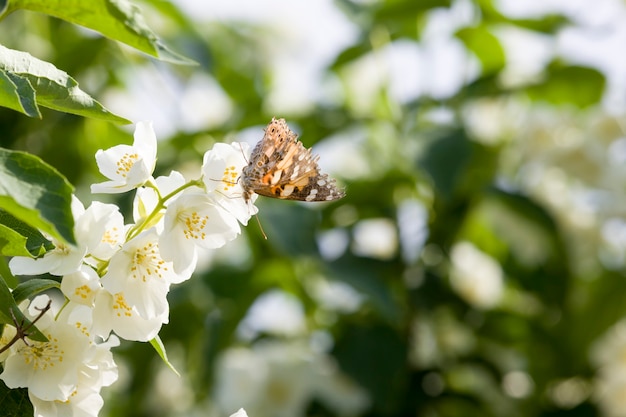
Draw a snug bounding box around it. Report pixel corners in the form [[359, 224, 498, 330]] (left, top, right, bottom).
[[316, 228, 350, 261], [237, 290, 306, 340], [397, 199, 429, 263], [213, 340, 369, 417], [229, 409, 249, 417], [352, 218, 398, 260], [591, 319, 626, 417], [449, 242, 504, 309], [308, 277, 363, 313], [91, 121, 157, 194], [409, 308, 476, 368]]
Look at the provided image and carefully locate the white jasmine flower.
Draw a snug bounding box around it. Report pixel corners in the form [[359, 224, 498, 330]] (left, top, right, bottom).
[[201, 142, 258, 226], [29, 384, 103, 417], [159, 192, 240, 275], [76, 201, 126, 264], [91, 121, 157, 194], [100, 229, 179, 320], [92, 290, 167, 342], [60, 266, 102, 307]]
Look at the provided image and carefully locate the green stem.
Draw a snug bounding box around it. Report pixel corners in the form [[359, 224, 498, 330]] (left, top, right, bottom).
[[126, 179, 204, 241]]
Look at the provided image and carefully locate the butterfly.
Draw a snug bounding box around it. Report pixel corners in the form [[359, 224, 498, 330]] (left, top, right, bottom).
[[241, 118, 345, 203]]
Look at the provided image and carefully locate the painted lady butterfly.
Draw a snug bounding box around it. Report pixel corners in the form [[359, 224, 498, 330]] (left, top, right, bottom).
[[241, 118, 345, 203]]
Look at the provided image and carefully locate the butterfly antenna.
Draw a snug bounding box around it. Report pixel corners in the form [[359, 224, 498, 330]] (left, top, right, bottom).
[[239, 142, 250, 164], [255, 214, 268, 240]]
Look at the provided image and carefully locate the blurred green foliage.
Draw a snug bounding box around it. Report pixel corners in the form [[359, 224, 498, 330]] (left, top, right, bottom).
[[0, 0, 624, 416]]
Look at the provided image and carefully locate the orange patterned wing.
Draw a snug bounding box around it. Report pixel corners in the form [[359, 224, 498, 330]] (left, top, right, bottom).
[[241, 118, 345, 202]]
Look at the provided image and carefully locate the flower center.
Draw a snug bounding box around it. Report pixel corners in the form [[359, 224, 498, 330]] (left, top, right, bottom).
[[116, 153, 140, 178], [130, 242, 167, 282], [181, 211, 208, 241], [221, 165, 239, 192], [112, 293, 133, 318], [74, 284, 92, 300], [18, 334, 64, 371], [101, 227, 121, 246]]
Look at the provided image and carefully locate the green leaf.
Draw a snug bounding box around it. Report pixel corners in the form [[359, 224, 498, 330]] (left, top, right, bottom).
[[371, 0, 452, 39], [508, 15, 569, 34], [329, 255, 402, 324], [334, 323, 407, 414], [456, 25, 505, 75], [525, 64, 606, 108], [0, 382, 33, 417], [418, 129, 472, 199], [12, 278, 60, 304], [330, 42, 372, 70], [0, 44, 131, 123], [0, 70, 40, 118], [0, 210, 52, 257], [0, 256, 17, 288], [374, 0, 452, 20], [258, 200, 320, 255], [0, 223, 30, 257], [3, 0, 195, 65], [0, 275, 46, 342], [477, 0, 569, 33], [150, 335, 180, 377], [0, 148, 75, 245]]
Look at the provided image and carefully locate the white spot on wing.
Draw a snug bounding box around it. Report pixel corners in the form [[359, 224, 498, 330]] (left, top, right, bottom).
[[306, 188, 318, 201]]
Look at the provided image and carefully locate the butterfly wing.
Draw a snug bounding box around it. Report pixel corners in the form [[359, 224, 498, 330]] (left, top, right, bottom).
[[241, 118, 345, 202]]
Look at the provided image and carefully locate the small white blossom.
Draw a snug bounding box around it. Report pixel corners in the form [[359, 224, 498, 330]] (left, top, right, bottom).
[[160, 192, 241, 275], [100, 229, 180, 320], [202, 142, 258, 226], [76, 202, 126, 264], [91, 121, 157, 194], [92, 290, 167, 342], [60, 266, 102, 307], [29, 384, 103, 417]]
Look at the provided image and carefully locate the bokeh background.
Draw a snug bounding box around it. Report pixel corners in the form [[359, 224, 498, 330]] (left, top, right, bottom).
[[3, 0, 626, 416]]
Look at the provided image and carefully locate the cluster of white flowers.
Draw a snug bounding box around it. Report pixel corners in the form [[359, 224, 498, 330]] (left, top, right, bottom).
[[0, 122, 257, 417]]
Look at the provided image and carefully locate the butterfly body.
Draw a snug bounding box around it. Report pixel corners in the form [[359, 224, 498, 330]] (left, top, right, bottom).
[[241, 118, 345, 203]]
